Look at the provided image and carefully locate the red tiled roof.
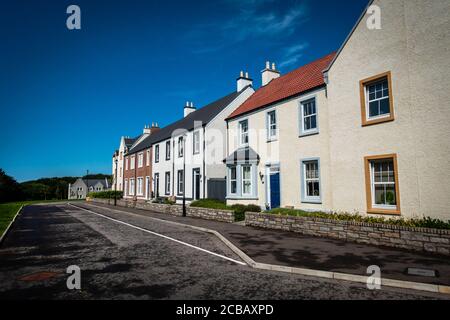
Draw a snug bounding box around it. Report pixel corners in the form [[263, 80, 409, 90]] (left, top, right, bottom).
[[227, 52, 336, 120]]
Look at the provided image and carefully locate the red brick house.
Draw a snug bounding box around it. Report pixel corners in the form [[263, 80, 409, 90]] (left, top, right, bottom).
[[123, 124, 159, 200]]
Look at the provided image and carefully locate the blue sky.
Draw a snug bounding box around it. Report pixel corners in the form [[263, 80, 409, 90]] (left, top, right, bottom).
[[0, 0, 368, 182]]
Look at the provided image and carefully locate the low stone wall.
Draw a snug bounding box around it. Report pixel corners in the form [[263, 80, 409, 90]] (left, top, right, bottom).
[[88, 198, 234, 221], [245, 212, 450, 256], [187, 206, 235, 223]]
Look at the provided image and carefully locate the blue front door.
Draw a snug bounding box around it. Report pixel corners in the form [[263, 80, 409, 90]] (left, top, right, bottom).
[[270, 173, 280, 209]]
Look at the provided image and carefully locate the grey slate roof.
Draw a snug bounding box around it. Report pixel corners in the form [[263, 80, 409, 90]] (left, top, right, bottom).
[[82, 179, 109, 189], [124, 137, 138, 148], [224, 147, 260, 165], [128, 89, 244, 154]]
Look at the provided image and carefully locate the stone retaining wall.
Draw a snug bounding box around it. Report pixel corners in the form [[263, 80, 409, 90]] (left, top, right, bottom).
[[187, 206, 234, 223], [245, 212, 450, 256], [88, 198, 234, 222]]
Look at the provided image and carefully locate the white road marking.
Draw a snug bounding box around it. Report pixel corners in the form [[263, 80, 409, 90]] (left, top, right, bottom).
[[68, 203, 246, 266]]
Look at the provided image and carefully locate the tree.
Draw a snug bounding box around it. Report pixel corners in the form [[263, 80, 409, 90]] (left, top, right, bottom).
[[0, 168, 24, 203]]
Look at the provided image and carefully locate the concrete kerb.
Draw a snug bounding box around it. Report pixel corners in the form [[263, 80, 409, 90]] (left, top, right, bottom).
[[71, 202, 450, 296], [0, 205, 23, 246]]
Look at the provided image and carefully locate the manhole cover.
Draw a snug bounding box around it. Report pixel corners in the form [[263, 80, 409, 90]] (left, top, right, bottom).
[[18, 271, 59, 282], [406, 268, 438, 278]]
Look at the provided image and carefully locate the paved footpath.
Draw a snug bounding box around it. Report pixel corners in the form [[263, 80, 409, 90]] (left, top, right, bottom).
[[79, 202, 450, 287], [0, 203, 448, 300]]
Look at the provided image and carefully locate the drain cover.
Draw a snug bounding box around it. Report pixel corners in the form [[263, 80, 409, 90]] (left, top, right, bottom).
[[406, 268, 437, 277], [18, 271, 59, 282]]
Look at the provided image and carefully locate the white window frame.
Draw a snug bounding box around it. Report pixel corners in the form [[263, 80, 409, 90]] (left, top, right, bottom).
[[125, 157, 128, 170], [178, 137, 184, 158], [239, 119, 249, 146], [241, 165, 253, 196], [177, 170, 184, 195], [266, 110, 277, 141], [124, 179, 128, 196], [166, 141, 171, 160], [145, 176, 150, 198], [165, 172, 171, 195], [129, 178, 135, 196], [300, 158, 321, 203], [130, 155, 135, 170], [365, 78, 391, 121], [138, 152, 144, 168], [193, 131, 200, 154], [228, 166, 237, 196], [370, 159, 397, 210], [146, 150, 150, 166], [300, 98, 319, 136], [155, 145, 160, 163], [137, 177, 144, 196]]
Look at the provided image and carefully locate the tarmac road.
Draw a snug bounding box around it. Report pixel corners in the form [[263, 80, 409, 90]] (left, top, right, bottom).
[[0, 204, 447, 300]]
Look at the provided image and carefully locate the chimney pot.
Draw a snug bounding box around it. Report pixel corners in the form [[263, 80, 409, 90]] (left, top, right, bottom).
[[237, 70, 253, 91], [184, 101, 196, 117], [262, 60, 280, 86]]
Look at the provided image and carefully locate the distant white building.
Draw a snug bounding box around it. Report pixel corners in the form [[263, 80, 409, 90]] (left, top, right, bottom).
[[68, 178, 110, 200], [112, 136, 137, 192]]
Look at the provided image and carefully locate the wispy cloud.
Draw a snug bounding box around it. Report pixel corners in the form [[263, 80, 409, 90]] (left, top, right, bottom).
[[279, 42, 309, 68], [185, 1, 309, 54]]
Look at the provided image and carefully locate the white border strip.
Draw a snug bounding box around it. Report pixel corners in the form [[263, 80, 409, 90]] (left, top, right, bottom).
[[68, 204, 246, 266]]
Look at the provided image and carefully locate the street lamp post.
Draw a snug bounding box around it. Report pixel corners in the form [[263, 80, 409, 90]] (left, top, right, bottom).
[[182, 134, 187, 217], [114, 157, 118, 206]]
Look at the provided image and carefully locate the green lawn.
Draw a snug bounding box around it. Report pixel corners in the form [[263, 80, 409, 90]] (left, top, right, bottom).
[[0, 200, 81, 237]]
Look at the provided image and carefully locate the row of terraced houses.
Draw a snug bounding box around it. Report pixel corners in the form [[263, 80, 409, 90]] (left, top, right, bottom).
[[112, 0, 450, 220]]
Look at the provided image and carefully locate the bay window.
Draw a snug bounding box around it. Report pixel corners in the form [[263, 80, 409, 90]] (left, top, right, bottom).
[[242, 165, 252, 196], [227, 164, 257, 199]]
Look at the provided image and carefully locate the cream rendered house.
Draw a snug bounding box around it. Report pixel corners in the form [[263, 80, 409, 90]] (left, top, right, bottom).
[[226, 0, 450, 220], [225, 55, 335, 211], [324, 0, 450, 220]]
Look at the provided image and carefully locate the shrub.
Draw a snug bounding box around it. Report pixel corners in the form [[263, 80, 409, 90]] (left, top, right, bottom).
[[265, 208, 450, 230], [88, 190, 123, 199], [246, 204, 262, 213]]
